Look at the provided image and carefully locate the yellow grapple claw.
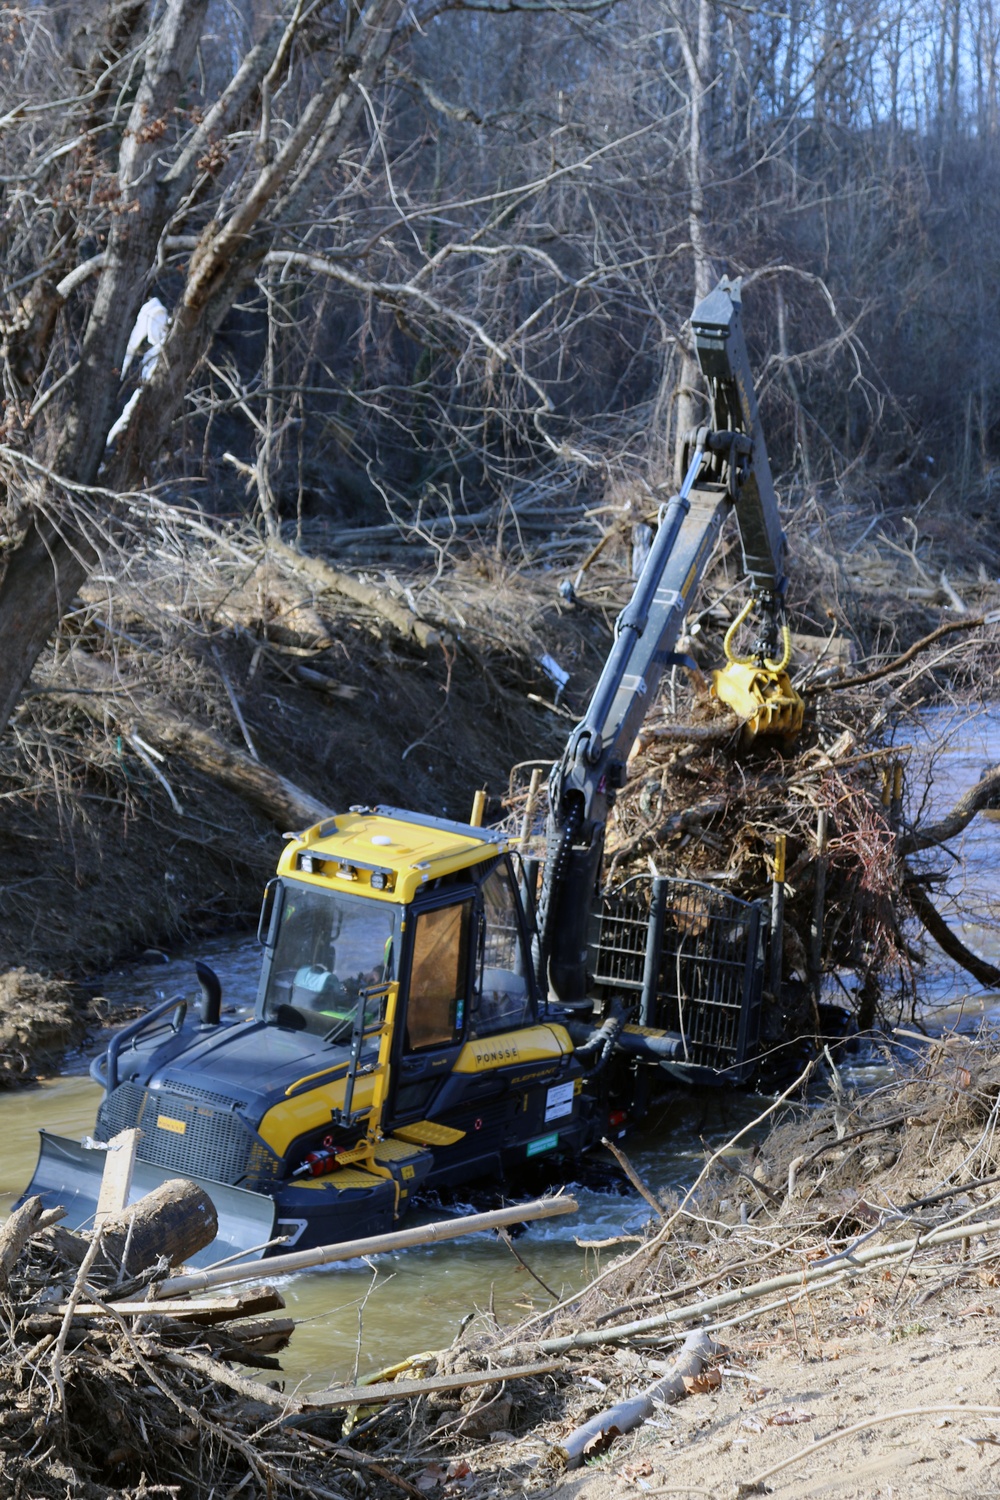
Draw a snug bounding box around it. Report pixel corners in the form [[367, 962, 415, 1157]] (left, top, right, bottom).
[[711, 660, 804, 742]]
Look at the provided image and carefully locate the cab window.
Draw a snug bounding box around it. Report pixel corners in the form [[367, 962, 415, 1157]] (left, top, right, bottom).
[[261, 881, 395, 1041], [470, 862, 533, 1037], [406, 901, 471, 1049]]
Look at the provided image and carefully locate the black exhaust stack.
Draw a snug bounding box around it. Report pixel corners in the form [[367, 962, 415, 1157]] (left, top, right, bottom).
[[196, 961, 222, 1026]]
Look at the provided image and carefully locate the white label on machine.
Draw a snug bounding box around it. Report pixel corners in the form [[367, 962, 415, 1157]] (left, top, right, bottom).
[[545, 1081, 575, 1123]]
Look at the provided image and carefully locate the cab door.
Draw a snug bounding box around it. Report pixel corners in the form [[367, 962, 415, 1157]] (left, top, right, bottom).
[[390, 892, 474, 1121]]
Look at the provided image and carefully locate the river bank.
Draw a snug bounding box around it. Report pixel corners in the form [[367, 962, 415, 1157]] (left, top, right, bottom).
[[4, 487, 1000, 1495]]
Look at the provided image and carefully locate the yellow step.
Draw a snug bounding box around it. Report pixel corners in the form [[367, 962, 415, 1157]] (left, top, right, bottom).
[[392, 1120, 466, 1148]]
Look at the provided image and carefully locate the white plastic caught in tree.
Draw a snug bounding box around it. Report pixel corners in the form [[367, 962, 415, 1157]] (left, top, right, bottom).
[[539, 652, 569, 703], [106, 297, 169, 445]]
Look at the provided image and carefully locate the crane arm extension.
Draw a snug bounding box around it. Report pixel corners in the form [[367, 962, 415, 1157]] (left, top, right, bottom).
[[690, 277, 786, 598], [536, 276, 787, 1008]]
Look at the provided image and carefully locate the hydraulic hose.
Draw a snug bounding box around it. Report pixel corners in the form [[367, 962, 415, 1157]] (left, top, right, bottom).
[[568, 999, 625, 1078]]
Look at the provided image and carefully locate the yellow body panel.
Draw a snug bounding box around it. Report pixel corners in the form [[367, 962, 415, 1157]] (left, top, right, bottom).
[[453, 1024, 573, 1074], [294, 1168, 385, 1191], [258, 1074, 377, 1157], [372, 1137, 427, 1163], [277, 811, 504, 905]]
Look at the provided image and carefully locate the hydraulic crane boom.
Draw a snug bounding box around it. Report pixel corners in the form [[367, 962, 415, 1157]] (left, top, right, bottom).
[[536, 276, 793, 1008]]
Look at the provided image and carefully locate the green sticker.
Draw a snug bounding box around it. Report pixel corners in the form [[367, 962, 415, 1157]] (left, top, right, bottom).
[[526, 1132, 559, 1157]]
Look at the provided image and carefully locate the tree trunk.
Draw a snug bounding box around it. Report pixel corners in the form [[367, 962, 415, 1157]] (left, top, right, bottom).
[[0, 518, 93, 735], [671, 0, 715, 477], [906, 880, 1000, 988]]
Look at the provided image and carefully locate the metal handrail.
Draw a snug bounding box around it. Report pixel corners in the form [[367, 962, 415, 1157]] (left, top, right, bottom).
[[100, 995, 187, 1093]]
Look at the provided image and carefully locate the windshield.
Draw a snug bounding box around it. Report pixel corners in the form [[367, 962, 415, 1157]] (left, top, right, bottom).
[[262, 880, 397, 1040]]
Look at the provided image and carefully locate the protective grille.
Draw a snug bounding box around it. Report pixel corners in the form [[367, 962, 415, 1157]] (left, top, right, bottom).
[[96, 1083, 279, 1189], [589, 877, 765, 1082], [157, 1078, 247, 1111]]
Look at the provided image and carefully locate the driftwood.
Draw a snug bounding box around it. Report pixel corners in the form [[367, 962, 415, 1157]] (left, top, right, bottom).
[[100, 1178, 219, 1276], [38, 649, 330, 830], [557, 1329, 718, 1468], [62, 1290, 286, 1320], [536, 1213, 1000, 1355], [0, 1196, 46, 1291]]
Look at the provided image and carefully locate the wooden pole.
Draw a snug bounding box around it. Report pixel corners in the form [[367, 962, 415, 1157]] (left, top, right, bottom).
[[518, 767, 543, 849], [769, 834, 786, 999], [158, 1195, 578, 1297]]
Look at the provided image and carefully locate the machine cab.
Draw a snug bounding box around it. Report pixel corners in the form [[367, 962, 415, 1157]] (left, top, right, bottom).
[[258, 805, 543, 1139], [390, 855, 537, 1121]]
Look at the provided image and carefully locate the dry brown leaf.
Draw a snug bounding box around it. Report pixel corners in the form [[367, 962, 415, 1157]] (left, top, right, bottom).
[[767, 1407, 814, 1426], [618, 1460, 654, 1480], [683, 1368, 723, 1394]]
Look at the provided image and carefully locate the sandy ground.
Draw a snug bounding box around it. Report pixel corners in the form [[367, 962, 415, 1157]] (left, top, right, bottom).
[[544, 1262, 1000, 1499]]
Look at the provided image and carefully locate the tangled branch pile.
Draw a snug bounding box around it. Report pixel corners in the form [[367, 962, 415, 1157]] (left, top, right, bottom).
[[0, 1195, 426, 1500], [507, 490, 1000, 1036]]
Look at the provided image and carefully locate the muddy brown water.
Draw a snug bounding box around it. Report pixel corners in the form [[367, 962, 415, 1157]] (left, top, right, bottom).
[[2, 706, 998, 1388]]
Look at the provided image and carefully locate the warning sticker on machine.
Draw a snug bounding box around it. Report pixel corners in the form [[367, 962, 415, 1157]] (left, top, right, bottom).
[[545, 1081, 575, 1123]]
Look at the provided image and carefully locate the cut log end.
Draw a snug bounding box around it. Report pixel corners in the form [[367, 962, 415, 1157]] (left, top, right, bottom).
[[98, 1178, 219, 1276]]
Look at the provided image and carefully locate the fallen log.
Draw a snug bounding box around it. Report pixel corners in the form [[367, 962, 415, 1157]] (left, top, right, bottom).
[[99, 1178, 219, 1276], [556, 1329, 718, 1468], [270, 539, 447, 652], [35, 649, 331, 829]]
